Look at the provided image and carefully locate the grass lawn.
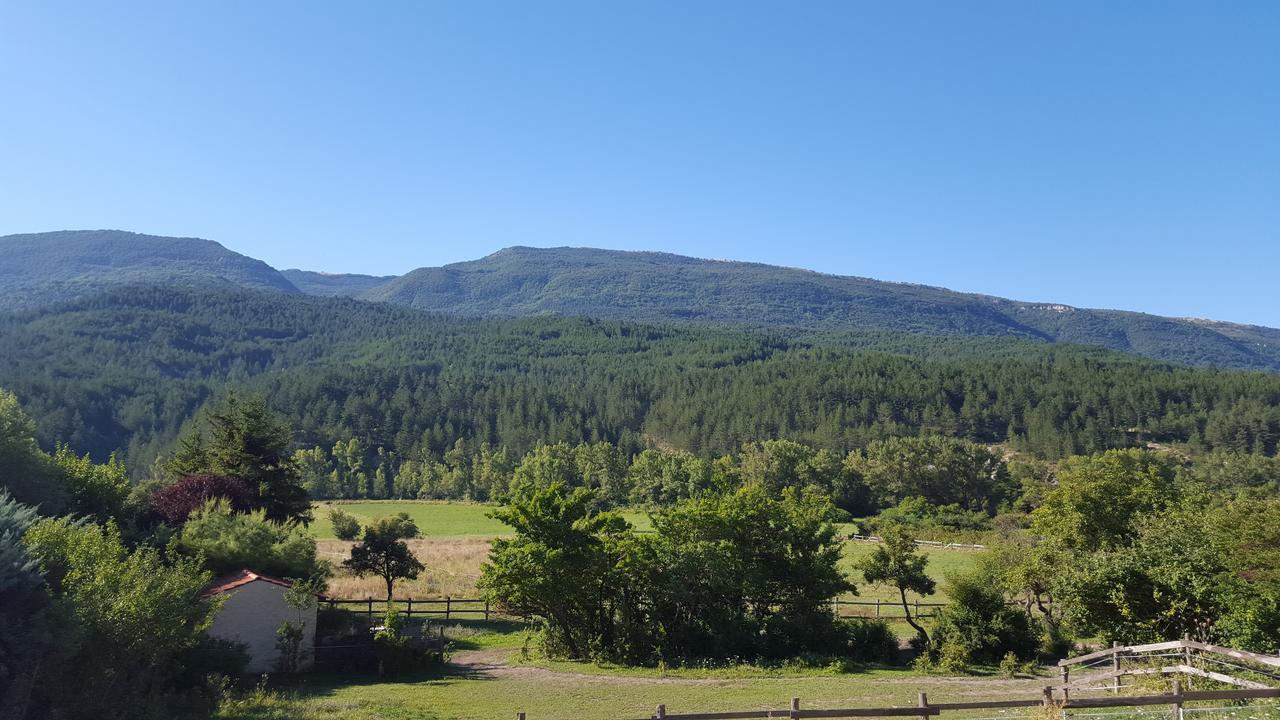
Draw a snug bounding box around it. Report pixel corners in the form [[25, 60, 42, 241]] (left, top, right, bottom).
[[216, 620, 1049, 720]]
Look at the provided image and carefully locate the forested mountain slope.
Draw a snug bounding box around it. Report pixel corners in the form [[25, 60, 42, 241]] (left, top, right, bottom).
[[1, 284, 1277, 473], [365, 246, 1280, 371], [3, 232, 1279, 371], [0, 230, 299, 308]]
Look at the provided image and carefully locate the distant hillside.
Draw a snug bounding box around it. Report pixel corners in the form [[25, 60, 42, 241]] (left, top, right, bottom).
[[0, 230, 299, 308], [280, 269, 395, 297], [364, 246, 1280, 371], [3, 284, 1277, 470]]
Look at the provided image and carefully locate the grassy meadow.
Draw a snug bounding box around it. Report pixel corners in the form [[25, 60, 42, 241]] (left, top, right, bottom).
[[312, 500, 981, 607]]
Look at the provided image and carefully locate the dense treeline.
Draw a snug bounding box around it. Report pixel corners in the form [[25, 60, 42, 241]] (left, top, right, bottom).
[[2, 285, 1280, 478]]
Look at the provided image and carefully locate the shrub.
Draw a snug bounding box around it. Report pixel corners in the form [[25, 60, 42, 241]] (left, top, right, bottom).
[[328, 506, 362, 541], [150, 474, 255, 526], [176, 499, 328, 579], [839, 618, 899, 664], [930, 573, 1041, 669], [373, 605, 420, 675]]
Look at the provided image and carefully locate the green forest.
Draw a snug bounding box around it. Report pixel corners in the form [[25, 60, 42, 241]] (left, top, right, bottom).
[[1, 285, 1278, 482]]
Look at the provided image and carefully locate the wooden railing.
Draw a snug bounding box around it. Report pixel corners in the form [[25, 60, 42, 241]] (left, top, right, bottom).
[[511, 687, 1280, 720], [323, 597, 493, 621], [1057, 638, 1280, 695]]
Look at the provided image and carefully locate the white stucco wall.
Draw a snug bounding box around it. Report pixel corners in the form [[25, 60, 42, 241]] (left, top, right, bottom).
[[206, 580, 318, 674]]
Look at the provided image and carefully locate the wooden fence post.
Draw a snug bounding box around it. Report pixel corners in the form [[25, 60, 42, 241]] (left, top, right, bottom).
[[1112, 641, 1122, 694], [517, 713, 525, 720], [1172, 679, 1182, 720], [655, 704, 665, 720], [406, 598, 413, 619], [918, 692, 929, 720], [791, 697, 800, 720], [876, 599, 881, 617], [446, 596, 452, 619], [1061, 666, 1070, 702], [484, 600, 491, 621], [367, 598, 374, 621]]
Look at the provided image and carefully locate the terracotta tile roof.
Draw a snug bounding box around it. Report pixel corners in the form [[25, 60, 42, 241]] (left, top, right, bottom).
[[201, 569, 296, 597]]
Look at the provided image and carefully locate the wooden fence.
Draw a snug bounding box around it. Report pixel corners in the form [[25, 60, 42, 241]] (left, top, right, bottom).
[[1057, 638, 1280, 695], [831, 598, 946, 619], [324, 597, 494, 621], [511, 687, 1280, 720], [849, 535, 986, 551]]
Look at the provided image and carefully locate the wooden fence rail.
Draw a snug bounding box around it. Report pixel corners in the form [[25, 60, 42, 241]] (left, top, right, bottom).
[[324, 597, 492, 621], [514, 686, 1280, 720]]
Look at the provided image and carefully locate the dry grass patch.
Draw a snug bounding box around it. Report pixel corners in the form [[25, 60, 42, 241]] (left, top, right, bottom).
[[318, 536, 492, 599]]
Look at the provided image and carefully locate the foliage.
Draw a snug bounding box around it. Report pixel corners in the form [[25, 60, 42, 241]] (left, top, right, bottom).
[[168, 394, 311, 524], [149, 473, 255, 526], [6, 286, 1280, 484], [930, 573, 1042, 669], [838, 618, 900, 664], [481, 482, 854, 665], [1054, 496, 1280, 650], [372, 604, 417, 676], [343, 513, 425, 601], [1031, 449, 1180, 550], [176, 499, 327, 579], [0, 387, 64, 512], [19, 517, 217, 718], [0, 490, 47, 709], [51, 444, 131, 523], [859, 525, 936, 646], [641, 485, 853, 661], [478, 483, 628, 659], [276, 577, 322, 674], [327, 505, 362, 540], [848, 437, 1013, 514]]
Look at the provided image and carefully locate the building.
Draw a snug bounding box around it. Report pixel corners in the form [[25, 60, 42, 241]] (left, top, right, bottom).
[[202, 569, 319, 674]]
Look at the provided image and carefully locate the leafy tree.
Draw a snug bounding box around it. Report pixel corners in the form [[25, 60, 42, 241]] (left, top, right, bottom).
[[848, 436, 1012, 513], [51, 445, 131, 523], [20, 517, 216, 718], [643, 485, 852, 660], [1031, 449, 1179, 550], [1054, 496, 1280, 650], [176, 499, 327, 579], [343, 513, 425, 602], [275, 576, 322, 674], [0, 388, 63, 513], [859, 525, 936, 646], [478, 483, 629, 658]]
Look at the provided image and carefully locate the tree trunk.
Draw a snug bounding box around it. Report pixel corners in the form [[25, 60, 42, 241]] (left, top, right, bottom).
[[385, 575, 394, 604], [900, 586, 929, 647]]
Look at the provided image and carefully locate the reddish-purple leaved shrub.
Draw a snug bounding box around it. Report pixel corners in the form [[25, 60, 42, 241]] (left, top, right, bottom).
[[150, 474, 256, 525]]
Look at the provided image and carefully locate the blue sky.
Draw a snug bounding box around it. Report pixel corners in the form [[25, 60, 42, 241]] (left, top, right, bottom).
[[2, 1, 1277, 325]]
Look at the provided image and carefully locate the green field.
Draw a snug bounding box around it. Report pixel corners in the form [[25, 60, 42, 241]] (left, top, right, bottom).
[[311, 500, 654, 539], [312, 501, 979, 607]]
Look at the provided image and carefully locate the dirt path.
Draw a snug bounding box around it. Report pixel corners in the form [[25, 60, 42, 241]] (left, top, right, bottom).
[[447, 649, 1053, 693]]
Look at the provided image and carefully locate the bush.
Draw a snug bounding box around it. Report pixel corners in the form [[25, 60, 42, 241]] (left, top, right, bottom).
[[839, 618, 899, 664], [176, 499, 328, 579], [150, 474, 255, 526], [930, 574, 1042, 669], [328, 506, 361, 540]]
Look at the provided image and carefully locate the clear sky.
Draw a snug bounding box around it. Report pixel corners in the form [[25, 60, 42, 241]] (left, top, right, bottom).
[[2, 2, 1277, 325]]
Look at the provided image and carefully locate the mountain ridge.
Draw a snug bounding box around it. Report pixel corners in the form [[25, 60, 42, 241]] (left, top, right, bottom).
[[3, 230, 1278, 372]]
